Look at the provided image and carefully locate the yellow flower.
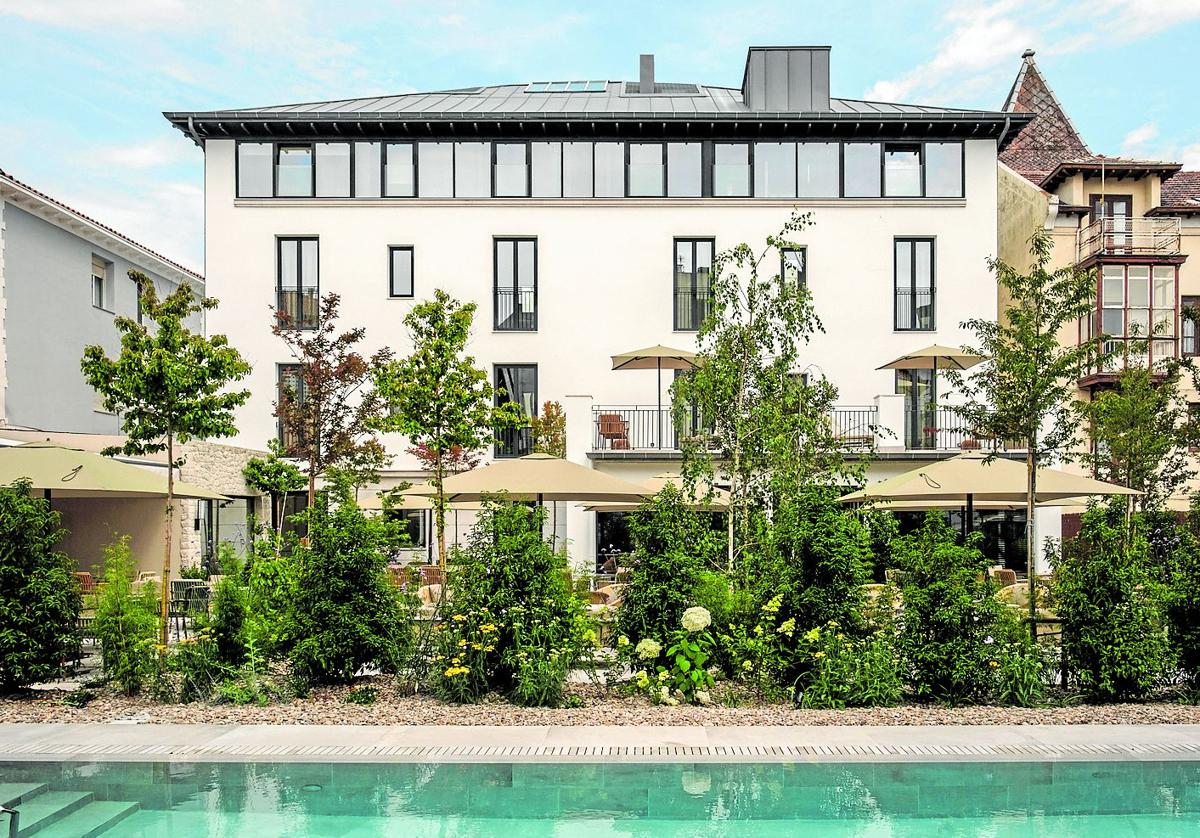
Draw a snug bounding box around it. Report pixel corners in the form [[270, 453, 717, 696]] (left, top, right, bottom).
[[804, 628, 821, 643], [658, 670, 671, 682], [480, 623, 497, 633], [458, 639, 468, 647], [617, 635, 631, 648], [989, 660, 1000, 669], [777, 618, 796, 637], [813, 651, 826, 660], [451, 614, 466, 622], [741, 660, 753, 671]]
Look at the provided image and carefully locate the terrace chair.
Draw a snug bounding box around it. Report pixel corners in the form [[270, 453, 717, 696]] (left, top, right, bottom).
[[74, 571, 97, 595], [597, 413, 631, 450]]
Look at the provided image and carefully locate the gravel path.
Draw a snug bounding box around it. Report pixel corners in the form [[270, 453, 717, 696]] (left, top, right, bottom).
[[5, 681, 1200, 726]]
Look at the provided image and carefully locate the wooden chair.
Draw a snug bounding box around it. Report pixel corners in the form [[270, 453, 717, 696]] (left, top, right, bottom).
[[597, 413, 631, 450], [74, 571, 97, 595]]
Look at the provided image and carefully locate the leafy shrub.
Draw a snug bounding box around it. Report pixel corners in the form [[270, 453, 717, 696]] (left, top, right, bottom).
[[243, 532, 299, 657], [433, 500, 591, 707], [893, 513, 1011, 705], [1054, 506, 1171, 702], [994, 633, 1048, 707], [796, 622, 902, 709], [1161, 508, 1200, 694], [0, 480, 80, 691], [94, 537, 159, 694], [208, 544, 248, 666], [617, 486, 723, 644], [719, 595, 800, 702], [62, 688, 96, 708], [288, 497, 416, 684], [630, 608, 717, 705], [345, 685, 378, 705], [165, 631, 227, 703]]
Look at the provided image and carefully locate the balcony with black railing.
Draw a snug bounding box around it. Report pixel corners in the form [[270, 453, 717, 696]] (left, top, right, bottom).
[[674, 288, 712, 331], [495, 425, 533, 458], [495, 287, 537, 331], [277, 287, 319, 330], [894, 288, 935, 331]]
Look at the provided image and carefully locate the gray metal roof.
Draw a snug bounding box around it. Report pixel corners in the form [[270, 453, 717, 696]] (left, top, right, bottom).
[[167, 81, 1011, 121]]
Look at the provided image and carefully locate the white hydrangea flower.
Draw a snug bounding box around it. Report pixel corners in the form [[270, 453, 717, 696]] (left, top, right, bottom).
[[681, 606, 712, 633], [635, 638, 662, 660]]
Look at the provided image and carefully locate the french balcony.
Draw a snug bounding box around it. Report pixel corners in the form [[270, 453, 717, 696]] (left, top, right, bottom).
[[495, 287, 537, 331], [1076, 217, 1181, 263], [276, 287, 319, 330]]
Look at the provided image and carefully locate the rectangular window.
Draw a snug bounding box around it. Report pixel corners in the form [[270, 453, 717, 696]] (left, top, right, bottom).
[[713, 143, 750, 197], [754, 142, 796, 198], [883, 143, 922, 197], [277, 237, 319, 329], [781, 248, 806, 287], [666, 142, 702, 197], [1100, 265, 1178, 366], [925, 142, 963, 198], [237, 143, 273, 197], [389, 246, 414, 298], [494, 238, 537, 331], [628, 142, 664, 197], [494, 364, 537, 458], [594, 142, 623, 197], [417, 142, 453, 198], [454, 142, 490, 198], [896, 368, 936, 449], [131, 274, 144, 324], [276, 145, 313, 197], [531, 142, 563, 197], [354, 142, 381, 197], [384, 143, 415, 197], [844, 143, 882, 198], [797, 142, 840, 197], [277, 364, 306, 455], [91, 255, 109, 310], [494, 142, 529, 197], [1183, 296, 1200, 357], [562, 142, 593, 197], [894, 238, 934, 330], [674, 238, 715, 331], [314, 142, 350, 198]]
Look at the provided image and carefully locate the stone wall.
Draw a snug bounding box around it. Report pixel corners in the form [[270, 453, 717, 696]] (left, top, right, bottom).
[[176, 439, 268, 571]]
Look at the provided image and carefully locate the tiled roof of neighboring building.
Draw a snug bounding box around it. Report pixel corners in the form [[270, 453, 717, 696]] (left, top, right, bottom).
[[999, 50, 1090, 184], [0, 166, 203, 282], [1162, 171, 1200, 207]]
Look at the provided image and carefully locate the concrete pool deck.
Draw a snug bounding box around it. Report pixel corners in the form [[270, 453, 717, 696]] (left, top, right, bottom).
[[3, 723, 1200, 763]]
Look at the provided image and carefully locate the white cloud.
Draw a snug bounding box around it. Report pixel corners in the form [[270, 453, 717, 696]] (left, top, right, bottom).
[[62, 179, 204, 272], [1122, 122, 1158, 149], [439, 13, 465, 26], [94, 137, 190, 170], [1182, 143, 1200, 169], [0, 0, 197, 31], [1094, 0, 1200, 39]]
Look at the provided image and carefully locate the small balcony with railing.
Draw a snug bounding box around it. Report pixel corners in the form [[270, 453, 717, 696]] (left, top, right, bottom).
[[276, 286, 319, 330], [495, 287, 537, 331], [1076, 216, 1182, 263]]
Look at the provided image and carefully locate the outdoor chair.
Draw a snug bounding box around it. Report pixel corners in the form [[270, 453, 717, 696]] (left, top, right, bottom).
[[418, 565, 445, 587], [597, 413, 631, 450], [74, 571, 97, 595], [989, 567, 1017, 587]]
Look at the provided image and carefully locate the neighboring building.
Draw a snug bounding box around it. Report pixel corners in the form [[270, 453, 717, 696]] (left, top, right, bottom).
[[997, 50, 1200, 525], [166, 46, 1032, 571], [0, 167, 206, 433], [0, 168, 266, 576]]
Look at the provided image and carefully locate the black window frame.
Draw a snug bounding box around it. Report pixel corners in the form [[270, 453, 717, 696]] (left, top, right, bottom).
[[276, 236, 319, 330], [1183, 296, 1200, 357], [388, 246, 415, 299], [626, 141, 666, 198], [274, 143, 315, 198], [492, 141, 531, 198], [276, 362, 306, 454], [780, 247, 807, 288], [673, 237, 716, 332], [493, 363, 538, 458], [711, 141, 753, 198], [493, 237, 538, 332], [384, 141, 418, 198], [894, 237, 936, 332], [883, 142, 924, 199]]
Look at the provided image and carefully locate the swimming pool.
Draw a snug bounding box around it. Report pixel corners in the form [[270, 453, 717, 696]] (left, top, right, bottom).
[[3, 759, 1200, 836]]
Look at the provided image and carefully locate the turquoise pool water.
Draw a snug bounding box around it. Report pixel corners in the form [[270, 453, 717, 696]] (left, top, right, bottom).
[[3, 759, 1200, 836]]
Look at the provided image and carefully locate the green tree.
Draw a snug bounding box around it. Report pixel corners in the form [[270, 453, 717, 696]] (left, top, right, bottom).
[[82, 274, 251, 644], [274, 292, 391, 511], [530, 400, 567, 457], [0, 480, 80, 691], [672, 212, 858, 571], [242, 440, 307, 538], [94, 536, 160, 694], [1081, 358, 1200, 513], [371, 290, 524, 568], [947, 229, 1101, 637]]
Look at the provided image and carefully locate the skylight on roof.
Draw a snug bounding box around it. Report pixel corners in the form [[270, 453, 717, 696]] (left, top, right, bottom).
[[525, 80, 607, 93]]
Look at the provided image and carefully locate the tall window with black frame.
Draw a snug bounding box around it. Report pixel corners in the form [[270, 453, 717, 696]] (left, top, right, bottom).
[[277, 237, 319, 329]]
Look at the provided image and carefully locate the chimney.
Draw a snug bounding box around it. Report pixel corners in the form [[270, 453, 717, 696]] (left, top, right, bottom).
[[741, 47, 831, 112], [639, 54, 655, 94]]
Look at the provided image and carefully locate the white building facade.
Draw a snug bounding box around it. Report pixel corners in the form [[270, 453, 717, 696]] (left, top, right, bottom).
[[167, 47, 1034, 572]]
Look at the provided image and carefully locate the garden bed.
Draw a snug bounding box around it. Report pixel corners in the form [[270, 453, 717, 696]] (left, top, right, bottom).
[[4, 680, 1200, 727]]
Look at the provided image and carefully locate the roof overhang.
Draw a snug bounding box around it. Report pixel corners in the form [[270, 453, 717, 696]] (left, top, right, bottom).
[[163, 111, 1032, 148], [1041, 160, 1183, 191], [1147, 205, 1200, 217]]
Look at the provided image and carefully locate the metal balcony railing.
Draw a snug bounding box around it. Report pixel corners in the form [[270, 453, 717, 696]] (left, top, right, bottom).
[[1076, 216, 1181, 261], [495, 287, 537, 331], [829, 405, 877, 451], [277, 287, 319, 330], [674, 288, 712, 331]]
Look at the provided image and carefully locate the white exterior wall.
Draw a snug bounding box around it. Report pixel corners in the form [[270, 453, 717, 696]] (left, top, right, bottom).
[[205, 138, 998, 453]]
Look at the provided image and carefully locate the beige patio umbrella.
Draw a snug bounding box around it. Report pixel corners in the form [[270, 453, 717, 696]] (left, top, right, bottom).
[[402, 453, 648, 503], [611, 345, 700, 449], [583, 472, 730, 513], [876, 344, 985, 372], [0, 442, 226, 500]]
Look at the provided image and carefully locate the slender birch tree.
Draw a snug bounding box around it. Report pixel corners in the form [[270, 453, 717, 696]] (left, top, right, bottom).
[[82, 273, 250, 644]]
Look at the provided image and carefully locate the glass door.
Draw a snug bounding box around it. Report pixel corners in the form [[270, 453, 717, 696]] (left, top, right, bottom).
[[495, 364, 538, 457], [896, 369, 936, 449], [1092, 194, 1132, 252]]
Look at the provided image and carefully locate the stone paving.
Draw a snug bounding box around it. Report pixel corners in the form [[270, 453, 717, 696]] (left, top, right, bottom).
[[3, 723, 1200, 763]]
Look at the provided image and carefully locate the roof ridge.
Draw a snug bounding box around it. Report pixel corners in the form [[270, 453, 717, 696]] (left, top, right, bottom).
[[0, 166, 203, 281], [1002, 50, 1090, 153]]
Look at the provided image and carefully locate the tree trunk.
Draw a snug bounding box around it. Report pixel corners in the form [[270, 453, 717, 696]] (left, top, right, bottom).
[[435, 455, 447, 571], [1026, 440, 1038, 642], [159, 430, 175, 647]]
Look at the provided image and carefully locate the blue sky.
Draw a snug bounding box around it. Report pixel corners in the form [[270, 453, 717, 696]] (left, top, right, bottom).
[[1, 0, 1198, 271]]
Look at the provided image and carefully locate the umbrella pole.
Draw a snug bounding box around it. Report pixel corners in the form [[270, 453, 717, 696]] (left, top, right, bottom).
[[966, 493, 974, 536], [657, 359, 663, 449]]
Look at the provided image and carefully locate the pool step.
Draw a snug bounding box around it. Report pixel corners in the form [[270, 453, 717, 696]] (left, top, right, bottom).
[[0, 786, 140, 838]]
